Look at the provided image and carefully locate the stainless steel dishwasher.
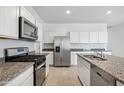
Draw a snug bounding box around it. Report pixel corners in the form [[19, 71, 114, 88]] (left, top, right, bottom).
[[91, 65, 116, 86]]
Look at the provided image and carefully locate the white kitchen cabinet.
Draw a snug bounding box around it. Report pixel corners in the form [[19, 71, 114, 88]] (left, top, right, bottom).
[[20, 7, 35, 24], [42, 51, 53, 76], [20, 73, 33, 86], [70, 32, 79, 43], [89, 32, 99, 43], [77, 55, 91, 86], [44, 32, 55, 43], [6, 66, 33, 86], [44, 32, 67, 43], [98, 31, 108, 43], [71, 52, 79, 65], [116, 80, 124, 86], [79, 32, 89, 43], [36, 20, 43, 42], [0, 6, 19, 39]]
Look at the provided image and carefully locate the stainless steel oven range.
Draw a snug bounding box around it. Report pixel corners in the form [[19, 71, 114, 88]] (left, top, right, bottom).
[[4, 47, 46, 86]]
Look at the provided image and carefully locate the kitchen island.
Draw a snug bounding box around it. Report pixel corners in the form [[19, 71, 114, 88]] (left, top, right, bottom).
[[77, 54, 124, 86]]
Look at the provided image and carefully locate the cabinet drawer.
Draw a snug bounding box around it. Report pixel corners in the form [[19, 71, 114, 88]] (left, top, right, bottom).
[[6, 66, 33, 86]]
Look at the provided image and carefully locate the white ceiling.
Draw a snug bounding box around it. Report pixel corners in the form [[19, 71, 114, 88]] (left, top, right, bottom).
[[33, 6, 124, 26]]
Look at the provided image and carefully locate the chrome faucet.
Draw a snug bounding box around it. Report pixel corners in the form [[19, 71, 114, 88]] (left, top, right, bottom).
[[95, 50, 105, 58]]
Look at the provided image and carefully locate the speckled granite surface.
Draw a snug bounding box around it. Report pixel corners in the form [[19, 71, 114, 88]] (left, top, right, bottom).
[[0, 62, 34, 86], [77, 54, 124, 84]]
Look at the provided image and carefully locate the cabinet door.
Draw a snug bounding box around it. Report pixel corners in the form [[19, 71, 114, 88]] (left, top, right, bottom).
[[6, 66, 33, 86], [44, 32, 55, 43], [71, 52, 79, 65], [46, 54, 50, 77], [98, 31, 108, 43], [71, 52, 76, 65], [0, 6, 19, 39], [89, 32, 98, 43], [20, 73, 33, 86], [80, 62, 90, 86], [79, 32, 89, 43], [70, 32, 79, 43], [77, 56, 90, 86], [20, 7, 35, 24], [36, 20, 43, 42]]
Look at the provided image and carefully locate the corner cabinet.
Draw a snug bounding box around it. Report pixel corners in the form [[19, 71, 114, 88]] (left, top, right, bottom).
[[77, 55, 91, 86], [0, 6, 19, 39]]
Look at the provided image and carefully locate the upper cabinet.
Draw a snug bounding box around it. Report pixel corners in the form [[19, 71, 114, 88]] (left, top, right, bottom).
[[36, 20, 43, 42], [70, 31, 108, 44], [89, 32, 99, 43], [0, 6, 19, 39], [19, 7, 35, 24], [70, 32, 79, 43], [98, 31, 108, 43], [44, 24, 107, 44], [44, 31, 68, 43], [79, 32, 89, 43]]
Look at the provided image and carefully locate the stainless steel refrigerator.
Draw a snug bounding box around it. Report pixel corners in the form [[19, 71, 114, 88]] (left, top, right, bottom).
[[54, 36, 70, 67]]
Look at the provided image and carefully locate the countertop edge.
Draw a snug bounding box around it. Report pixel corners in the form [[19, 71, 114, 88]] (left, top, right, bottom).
[[0, 62, 34, 86]]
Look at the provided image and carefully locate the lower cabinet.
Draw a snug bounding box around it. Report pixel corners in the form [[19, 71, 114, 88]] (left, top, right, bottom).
[[42, 51, 53, 77], [6, 66, 33, 86], [77, 55, 91, 86], [20, 73, 33, 86]]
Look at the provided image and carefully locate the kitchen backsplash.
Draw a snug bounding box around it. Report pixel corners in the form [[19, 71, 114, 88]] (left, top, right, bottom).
[[0, 39, 35, 58], [71, 43, 107, 50], [43, 43, 107, 50]]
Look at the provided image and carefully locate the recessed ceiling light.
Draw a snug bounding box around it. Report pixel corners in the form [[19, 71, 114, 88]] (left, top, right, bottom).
[[66, 10, 71, 14], [106, 10, 112, 15]]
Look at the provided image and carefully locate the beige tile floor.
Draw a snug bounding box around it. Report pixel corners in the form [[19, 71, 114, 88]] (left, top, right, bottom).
[[44, 66, 81, 86]]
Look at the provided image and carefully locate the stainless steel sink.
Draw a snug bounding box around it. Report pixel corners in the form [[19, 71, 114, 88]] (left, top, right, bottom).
[[83, 55, 107, 61]]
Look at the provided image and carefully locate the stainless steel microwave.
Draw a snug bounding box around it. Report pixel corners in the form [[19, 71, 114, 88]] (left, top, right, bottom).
[[19, 17, 38, 40]]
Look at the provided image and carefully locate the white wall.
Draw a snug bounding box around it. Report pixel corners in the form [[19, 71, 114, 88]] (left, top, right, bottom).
[[0, 6, 44, 58], [108, 23, 124, 57], [44, 23, 107, 32]]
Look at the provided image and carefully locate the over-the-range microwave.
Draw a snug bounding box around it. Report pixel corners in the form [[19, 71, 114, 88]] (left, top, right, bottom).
[[19, 17, 38, 41]]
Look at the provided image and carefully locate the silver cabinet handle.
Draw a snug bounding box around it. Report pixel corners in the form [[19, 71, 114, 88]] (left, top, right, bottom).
[[37, 63, 45, 70], [96, 71, 110, 84]]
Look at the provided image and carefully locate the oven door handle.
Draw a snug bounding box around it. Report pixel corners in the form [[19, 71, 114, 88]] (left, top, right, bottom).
[[37, 62, 45, 70]]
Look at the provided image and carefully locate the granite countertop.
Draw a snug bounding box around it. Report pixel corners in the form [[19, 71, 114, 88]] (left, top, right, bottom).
[[77, 54, 124, 84], [71, 49, 111, 52], [0, 62, 34, 86], [42, 48, 111, 52]]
